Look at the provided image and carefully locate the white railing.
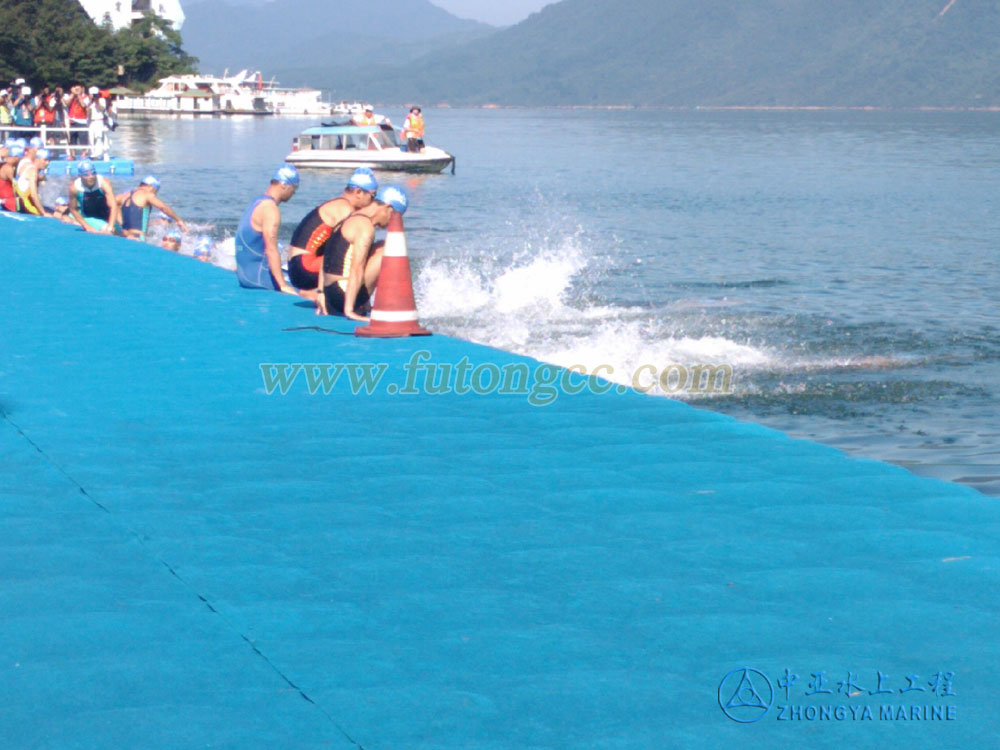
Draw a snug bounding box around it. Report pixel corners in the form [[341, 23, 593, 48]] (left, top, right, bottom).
[[0, 122, 114, 160]]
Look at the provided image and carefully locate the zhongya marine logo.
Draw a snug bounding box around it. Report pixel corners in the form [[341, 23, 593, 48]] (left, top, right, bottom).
[[718, 667, 774, 723]]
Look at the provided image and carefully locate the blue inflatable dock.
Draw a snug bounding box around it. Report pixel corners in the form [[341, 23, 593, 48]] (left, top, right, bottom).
[[44, 157, 134, 177], [2, 212, 996, 747]]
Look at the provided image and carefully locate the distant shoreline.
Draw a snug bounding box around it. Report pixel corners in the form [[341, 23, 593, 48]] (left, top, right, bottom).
[[468, 103, 1000, 112]]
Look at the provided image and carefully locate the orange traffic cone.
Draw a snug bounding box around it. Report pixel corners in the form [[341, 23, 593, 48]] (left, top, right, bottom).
[[355, 211, 431, 338]]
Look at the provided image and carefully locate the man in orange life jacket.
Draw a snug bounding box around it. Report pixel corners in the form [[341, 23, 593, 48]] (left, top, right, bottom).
[[402, 106, 425, 153], [352, 106, 377, 126]]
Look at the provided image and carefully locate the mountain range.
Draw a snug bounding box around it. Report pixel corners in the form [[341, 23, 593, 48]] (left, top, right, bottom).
[[181, 0, 493, 80], [180, 0, 1000, 107]]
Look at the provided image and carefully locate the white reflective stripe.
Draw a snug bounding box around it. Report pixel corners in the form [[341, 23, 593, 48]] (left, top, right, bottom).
[[382, 232, 408, 258], [371, 309, 418, 322]]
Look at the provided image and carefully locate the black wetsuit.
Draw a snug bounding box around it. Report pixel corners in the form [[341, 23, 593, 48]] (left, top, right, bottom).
[[321, 216, 372, 316]]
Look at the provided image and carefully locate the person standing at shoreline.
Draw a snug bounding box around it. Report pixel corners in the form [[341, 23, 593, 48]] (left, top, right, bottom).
[[287, 167, 378, 294], [235, 165, 300, 294]]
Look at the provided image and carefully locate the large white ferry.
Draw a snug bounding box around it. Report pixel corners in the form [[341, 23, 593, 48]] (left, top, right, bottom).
[[115, 71, 271, 115], [115, 70, 340, 117]]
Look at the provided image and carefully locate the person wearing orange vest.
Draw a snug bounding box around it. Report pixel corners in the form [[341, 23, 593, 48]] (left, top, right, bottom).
[[402, 106, 425, 153], [352, 106, 377, 126], [66, 84, 90, 158]]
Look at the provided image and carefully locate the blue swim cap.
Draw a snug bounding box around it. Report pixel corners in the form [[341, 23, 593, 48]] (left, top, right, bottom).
[[29, 136, 44, 149], [376, 186, 408, 214], [141, 175, 160, 190], [35, 148, 50, 161], [194, 236, 213, 257], [77, 160, 96, 176], [347, 167, 377, 192], [272, 164, 299, 187], [55, 196, 69, 206], [8, 144, 25, 158], [165, 229, 182, 241]]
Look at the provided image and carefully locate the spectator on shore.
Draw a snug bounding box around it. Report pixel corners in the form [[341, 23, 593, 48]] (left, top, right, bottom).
[[11, 85, 34, 140], [33, 88, 56, 130], [66, 85, 90, 158], [0, 90, 11, 127]]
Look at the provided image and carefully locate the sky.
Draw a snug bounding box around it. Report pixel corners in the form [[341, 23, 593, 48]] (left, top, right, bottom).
[[428, 0, 555, 26]]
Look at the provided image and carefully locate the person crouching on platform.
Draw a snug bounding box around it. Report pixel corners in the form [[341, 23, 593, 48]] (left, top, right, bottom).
[[316, 185, 408, 321], [68, 160, 118, 233], [14, 147, 51, 216], [287, 167, 378, 297], [235, 165, 301, 295], [117, 175, 188, 241]]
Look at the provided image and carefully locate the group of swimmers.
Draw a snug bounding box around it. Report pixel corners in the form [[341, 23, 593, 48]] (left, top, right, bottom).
[[1, 141, 204, 257], [2, 143, 410, 318], [235, 165, 409, 321]]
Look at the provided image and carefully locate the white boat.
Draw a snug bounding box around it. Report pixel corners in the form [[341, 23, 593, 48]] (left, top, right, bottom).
[[230, 71, 334, 116], [115, 71, 273, 115], [285, 121, 455, 174], [332, 101, 373, 117]]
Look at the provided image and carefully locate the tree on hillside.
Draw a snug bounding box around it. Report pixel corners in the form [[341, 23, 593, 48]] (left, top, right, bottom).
[[0, 0, 196, 89]]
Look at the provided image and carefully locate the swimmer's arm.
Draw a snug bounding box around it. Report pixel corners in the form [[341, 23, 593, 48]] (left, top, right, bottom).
[[342, 222, 374, 322], [258, 200, 296, 296], [101, 179, 118, 233], [147, 195, 187, 233], [68, 188, 93, 232], [29, 177, 48, 217]]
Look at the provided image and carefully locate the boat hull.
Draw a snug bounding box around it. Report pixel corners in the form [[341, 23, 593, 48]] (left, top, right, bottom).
[[285, 148, 454, 174]]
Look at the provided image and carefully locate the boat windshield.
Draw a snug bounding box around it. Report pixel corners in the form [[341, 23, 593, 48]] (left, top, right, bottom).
[[297, 127, 400, 152]]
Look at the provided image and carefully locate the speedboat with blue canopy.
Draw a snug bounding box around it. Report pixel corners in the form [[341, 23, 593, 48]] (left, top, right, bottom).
[[285, 121, 455, 174]]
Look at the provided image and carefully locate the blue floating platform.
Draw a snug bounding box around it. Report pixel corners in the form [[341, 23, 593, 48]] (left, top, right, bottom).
[[1, 211, 997, 747], [44, 157, 134, 176]]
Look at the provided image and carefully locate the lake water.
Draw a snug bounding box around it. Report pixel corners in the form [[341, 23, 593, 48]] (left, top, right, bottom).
[[42, 108, 1000, 495]]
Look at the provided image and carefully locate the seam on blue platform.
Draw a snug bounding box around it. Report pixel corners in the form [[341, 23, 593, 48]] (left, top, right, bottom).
[[2, 409, 367, 749]]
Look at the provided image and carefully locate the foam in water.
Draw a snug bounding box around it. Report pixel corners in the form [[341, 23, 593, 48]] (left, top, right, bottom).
[[414, 234, 776, 399]]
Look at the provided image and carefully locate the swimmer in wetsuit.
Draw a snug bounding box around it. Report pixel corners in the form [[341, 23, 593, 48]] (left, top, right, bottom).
[[117, 175, 188, 241], [235, 165, 300, 294], [0, 143, 21, 212], [68, 160, 118, 233], [316, 185, 408, 321], [14, 147, 51, 216], [287, 167, 378, 295]]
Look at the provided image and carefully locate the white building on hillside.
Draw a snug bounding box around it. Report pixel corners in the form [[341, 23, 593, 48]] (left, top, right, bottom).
[[78, 0, 185, 32]]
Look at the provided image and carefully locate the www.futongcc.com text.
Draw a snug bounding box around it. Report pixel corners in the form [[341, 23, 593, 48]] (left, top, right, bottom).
[[259, 351, 733, 406]]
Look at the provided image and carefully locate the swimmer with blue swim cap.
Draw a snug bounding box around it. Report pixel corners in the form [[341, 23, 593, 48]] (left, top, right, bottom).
[[235, 164, 301, 294], [316, 185, 409, 320], [69, 159, 118, 233], [116, 173, 187, 241], [287, 167, 380, 294]]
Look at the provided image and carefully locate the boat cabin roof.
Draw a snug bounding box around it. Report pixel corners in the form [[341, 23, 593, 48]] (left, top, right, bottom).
[[300, 122, 394, 136]]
